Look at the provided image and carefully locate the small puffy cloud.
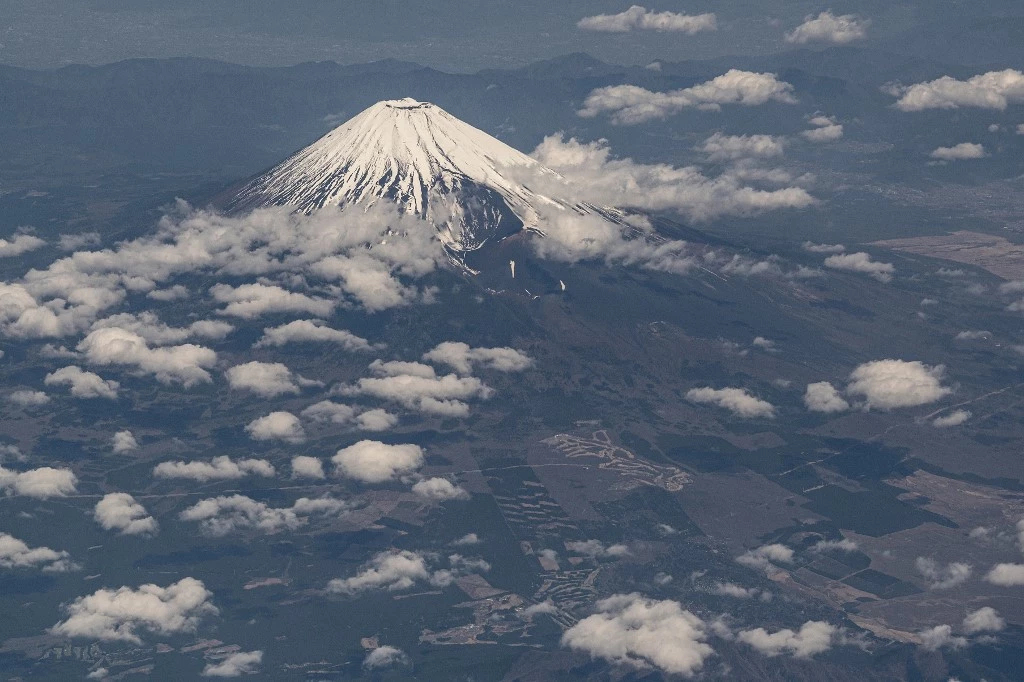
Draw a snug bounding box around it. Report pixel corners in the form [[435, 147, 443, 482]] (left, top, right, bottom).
[[154, 455, 275, 482], [955, 330, 990, 341], [0, 234, 46, 257], [452, 533, 480, 546], [412, 477, 470, 501], [578, 70, 796, 124], [802, 115, 844, 142], [111, 430, 139, 454], [931, 143, 986, 161], [302, 400, 356, 424], [7, 389, 50, 407], [823, 252, 894, 282], [804, 382, 850, 413], [963, 607, 1005, 634], [77, 327, 216, 386], [245, 411, 306, 443], [180, 494, 346, 536], [802, 241, 844, 253], [686, 387, 776, 418], [530, 135, 815, 225], [332, 441, 424, 483], [698, 133, 784, 161], [713, 582, 759, 598], [327, 550, 431, 594], [847, 359, 951, 410], [566, 539, 630, 559], [94, 493, 158, 536], [57, 232, 100, 251], [225, 361, 300, 397], [91, 312, 232, 345], [253, 319, 372, 351], [919, 624, 967, 651], [811, 539, 858, 553], [210, 283, 333, 319], [422, 342, 532, 375], [302, 401, 398, 431], [0, 203, 441, 342], [737, 544, 794, 572], [291, 456, 325, 480], [363, 645, 408, 670], [147, 285, 189, 301], [355, 408, 399, 431], [0, 465, 77, 498], [50, 578, 217, 644], [785, 11, 869, 44], [0, 532, 75, 572], [916, 557, 972, 589], [345, 363, 491, 417], [933, 410, 971, 427], [44, 366, 119, 399], [578, 6, 716, 33], [892, 70, 1024, 111], [561, 593, 713, 676], [985, 563, 1024, 586], [202, 651, 263, 677], [738, 621, 837, 658]]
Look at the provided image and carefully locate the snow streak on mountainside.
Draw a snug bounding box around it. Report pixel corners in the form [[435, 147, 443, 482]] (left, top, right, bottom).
[[228, 98, 603, 255]]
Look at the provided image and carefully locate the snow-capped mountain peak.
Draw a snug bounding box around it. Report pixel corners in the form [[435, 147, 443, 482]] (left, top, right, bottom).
[[227, 98, 581, 254]]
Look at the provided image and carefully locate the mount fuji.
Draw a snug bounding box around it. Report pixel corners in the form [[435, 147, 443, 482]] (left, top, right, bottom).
[[222, 98, 630, 263]]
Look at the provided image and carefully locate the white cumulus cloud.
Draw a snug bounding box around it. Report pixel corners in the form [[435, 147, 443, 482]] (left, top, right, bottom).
[[698, 132, 785, 161], [823, 252, 894, 282], [179, 494, 346, 536], [804, 382, 850, 413], [245, 411, 306, 443], [578, 70, 797, 124], [933, 410, 971, 427], [153, 455, 275, 482], [422, 342, 532, 375], [332, 441, 424, 483], [892, 70, 1024, 111], [785, 11, 869, 44], [291, 456, 325, 480], [412, 477, 470, 501], [326, 550, 465, 594], [916, 557, 972, 589], [202, 650, 263, 677], [7, 389, 50, 406], [253, 319, 372, 350], [77, 327, 216, 387], [363, 645, 408, 670], [225, 361, 301, 397], [530, 135, 815, 225], [738, 621, 837, 658], [578, 6, 716, 33], [561, 593, 713, 676], [50, 578, 218, 644], [963, 607, 1005, 634], [44, 366, 119, 399], [0, 465, 77, 498], [985, 563, 1024, 586], [111, 430, 139, 454], [0, 532, 76, 572], [737, 544, 794, 572], [686, 387, 776, 418], [846, 359, 951, 410], [94, 493, 158, 536], [930, 143, 986, 160]]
